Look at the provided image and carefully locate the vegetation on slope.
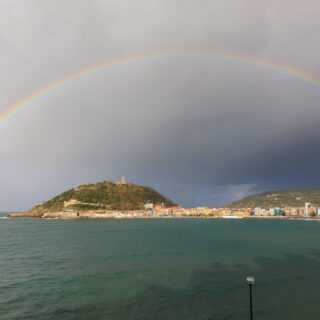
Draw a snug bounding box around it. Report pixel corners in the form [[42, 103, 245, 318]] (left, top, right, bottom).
[[31, 181, 175, 213], [229, 188, 320, 208]]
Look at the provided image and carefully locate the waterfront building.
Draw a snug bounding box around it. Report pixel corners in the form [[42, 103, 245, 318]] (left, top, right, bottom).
[[283, 207, 304, 217], [254, 207, 262, 216], [305, 202, 311, 217], [273, 207, 285, 216], [144, 202, 154, 210], [254, 207, 272, 216]]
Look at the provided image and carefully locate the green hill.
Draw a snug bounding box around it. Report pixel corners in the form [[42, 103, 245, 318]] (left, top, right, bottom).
[[31, 181, 175, 214], [229, 188, 320, 208]]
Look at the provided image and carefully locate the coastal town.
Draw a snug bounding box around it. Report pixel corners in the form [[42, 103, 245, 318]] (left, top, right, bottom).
[[139, 201, 320, 219], [9, 201, 320, 220], [97, 201, 320, 219]]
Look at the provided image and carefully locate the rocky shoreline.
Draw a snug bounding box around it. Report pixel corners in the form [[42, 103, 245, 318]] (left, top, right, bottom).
[[8, 210, 151, 219]]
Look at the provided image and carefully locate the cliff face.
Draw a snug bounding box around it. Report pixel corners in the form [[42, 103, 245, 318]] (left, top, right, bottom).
[[229, 189, 320, 208], [26, 181, 175, 214]]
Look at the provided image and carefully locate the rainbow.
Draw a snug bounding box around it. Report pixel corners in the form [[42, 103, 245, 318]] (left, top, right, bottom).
[[1, 49, 319, 123]]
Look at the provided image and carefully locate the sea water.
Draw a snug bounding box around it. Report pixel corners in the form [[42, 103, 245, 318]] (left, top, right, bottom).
[[1, 216, 320, 319]]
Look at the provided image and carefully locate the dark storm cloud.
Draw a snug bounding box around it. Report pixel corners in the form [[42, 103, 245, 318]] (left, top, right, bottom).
[[1, 1, 320, 209], [0, 0, 269, 111]]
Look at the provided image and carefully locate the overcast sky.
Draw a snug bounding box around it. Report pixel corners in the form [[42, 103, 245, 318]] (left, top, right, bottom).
[[1, 0, 320, 210]]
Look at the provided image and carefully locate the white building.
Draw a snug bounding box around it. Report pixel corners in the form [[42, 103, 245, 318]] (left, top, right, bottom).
[[254, 207, 268, 216], [144, 203, 154, 210], [305, 202, 311, 217]]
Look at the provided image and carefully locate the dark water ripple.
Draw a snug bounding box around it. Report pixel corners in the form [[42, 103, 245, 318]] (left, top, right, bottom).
[[1, 218, 320, 319]]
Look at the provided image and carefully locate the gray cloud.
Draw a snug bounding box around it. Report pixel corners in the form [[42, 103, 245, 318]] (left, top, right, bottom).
[[1, 0, 320, 210]]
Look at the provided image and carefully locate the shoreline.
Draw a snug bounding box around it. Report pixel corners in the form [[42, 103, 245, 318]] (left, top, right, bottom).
[[7, 211, 320, 221]]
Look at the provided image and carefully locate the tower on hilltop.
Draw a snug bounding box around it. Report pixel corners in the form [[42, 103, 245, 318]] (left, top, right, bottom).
[[116, 176, 127, 185]]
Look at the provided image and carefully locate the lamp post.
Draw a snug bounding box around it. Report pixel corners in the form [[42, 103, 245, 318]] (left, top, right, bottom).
[[246, 276, 255, 320]]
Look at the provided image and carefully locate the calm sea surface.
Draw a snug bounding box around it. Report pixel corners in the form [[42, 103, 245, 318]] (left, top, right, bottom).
[[1, 215, 320, 319]]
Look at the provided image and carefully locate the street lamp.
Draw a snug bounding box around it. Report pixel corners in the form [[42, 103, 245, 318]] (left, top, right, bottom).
[[246, 276, 255, 320]]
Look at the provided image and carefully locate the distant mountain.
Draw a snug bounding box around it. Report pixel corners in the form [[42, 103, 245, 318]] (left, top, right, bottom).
[[228, 188, 320, 208], [30, 180, 175, 215]]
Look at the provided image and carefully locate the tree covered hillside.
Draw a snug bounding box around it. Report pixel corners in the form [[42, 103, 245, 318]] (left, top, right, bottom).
[[229, 189, 320, 208], [31, 181, 175, 213]]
